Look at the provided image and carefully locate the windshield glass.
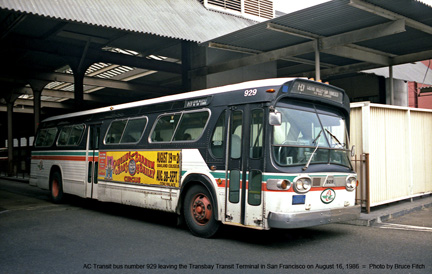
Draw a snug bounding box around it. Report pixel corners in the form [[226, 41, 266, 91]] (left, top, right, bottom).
[[272, 107, 350, 167]]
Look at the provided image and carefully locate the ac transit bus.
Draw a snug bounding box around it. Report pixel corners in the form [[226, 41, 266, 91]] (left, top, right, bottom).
[[30, 78, 359, 237]]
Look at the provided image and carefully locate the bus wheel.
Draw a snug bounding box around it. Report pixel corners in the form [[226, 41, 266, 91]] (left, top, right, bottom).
[[184, 184, 220, 238], [50, 171, 64, 203]]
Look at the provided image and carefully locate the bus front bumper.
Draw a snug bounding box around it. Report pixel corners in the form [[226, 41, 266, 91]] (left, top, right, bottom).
[[267, 205, 361, 229]]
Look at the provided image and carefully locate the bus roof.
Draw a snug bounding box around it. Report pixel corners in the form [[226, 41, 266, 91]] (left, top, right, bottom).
[[42, 77, 299, 122]]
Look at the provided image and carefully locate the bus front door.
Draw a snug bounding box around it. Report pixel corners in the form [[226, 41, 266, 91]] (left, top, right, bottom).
[[86, 124, 100, 199], [226, 105, 265, 227]]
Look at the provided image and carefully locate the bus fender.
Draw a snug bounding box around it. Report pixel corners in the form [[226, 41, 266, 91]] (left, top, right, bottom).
[[177, 173, 219, 221]]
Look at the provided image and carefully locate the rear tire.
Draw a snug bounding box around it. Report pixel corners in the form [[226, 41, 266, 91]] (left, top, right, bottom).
[[50, 171, 64, 203], [183, 184, 220, 238]]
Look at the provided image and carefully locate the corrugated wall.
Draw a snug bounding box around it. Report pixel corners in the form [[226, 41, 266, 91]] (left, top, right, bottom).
[[350, 102, 432, 208], [410, 111, 432, 194]]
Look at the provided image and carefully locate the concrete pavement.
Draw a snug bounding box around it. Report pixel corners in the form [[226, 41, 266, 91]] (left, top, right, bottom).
[[1, 175, 431, 227]]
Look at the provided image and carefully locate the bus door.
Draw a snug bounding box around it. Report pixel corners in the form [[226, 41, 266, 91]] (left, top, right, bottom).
[[226, 104, 265, 227], [86, 124, 101, 199]]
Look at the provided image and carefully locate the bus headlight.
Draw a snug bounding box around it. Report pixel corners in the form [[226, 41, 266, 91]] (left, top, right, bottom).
[[293, 177, 312, 193], [346, 176, 357, 191], [266, 179, 291, 190]]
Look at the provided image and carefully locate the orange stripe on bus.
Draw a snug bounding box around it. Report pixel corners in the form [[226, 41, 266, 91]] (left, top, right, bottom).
[[32, 156, 87, 161]]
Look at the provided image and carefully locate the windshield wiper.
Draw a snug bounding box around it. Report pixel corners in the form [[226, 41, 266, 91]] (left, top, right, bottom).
[[303, 130, 322, 171], [325, 129, 344, 148]]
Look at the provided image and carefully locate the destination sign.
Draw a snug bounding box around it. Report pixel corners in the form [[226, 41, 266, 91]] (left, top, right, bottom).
[[184, 97, 211, 108], [291, 81, 343, 104]]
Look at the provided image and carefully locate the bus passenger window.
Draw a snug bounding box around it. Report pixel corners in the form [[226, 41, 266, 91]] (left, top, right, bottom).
[[151, 114, 181, 142], [105, 117, 147, 144], [57, 127, 71, 146], [105, 120, 127, 144], [173, 111, 209, 141], [57, 124, 85, 146], [120, 117, 147, 143], [210, 111, 226, 158], [35, 128, 58, 147], [67, 125, 85, 145]]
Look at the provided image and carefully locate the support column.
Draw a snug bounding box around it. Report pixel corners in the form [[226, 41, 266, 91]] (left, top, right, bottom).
[[4, 90, 20, 176], [72, 69, 85, 109], [181, 41, 192, 92], [29, 80, 48, 134], [315, 40, 321, 81], [182, 41, 208, 91], [389, 66, 394, 105], [68, 40, 93, 110], [7, 100, 13, 176]]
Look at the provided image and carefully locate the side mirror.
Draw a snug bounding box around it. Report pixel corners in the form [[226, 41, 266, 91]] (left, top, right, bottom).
[[269, 111, 282, 126], [350, 145, 356, 157]]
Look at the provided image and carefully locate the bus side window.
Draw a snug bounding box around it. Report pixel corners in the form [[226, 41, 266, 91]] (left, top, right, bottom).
[[173, 111, 209, 141], [210, 110, 226, 158], [57, 127, 71, 146], [105, 120, 127, 144], [105, 117, 147, 144], [151, 114, 181, 142], [57, 124, 85, 146], [35, 128, 58, 147], [120, 117, 148, 143]]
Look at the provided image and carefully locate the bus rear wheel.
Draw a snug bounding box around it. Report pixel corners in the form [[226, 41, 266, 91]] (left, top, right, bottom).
[[183, 184, 220, 238], [50, 171, 64, 203]]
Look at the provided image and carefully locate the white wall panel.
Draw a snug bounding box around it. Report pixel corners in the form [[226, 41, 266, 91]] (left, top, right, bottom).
[[350, 102, 432, 208]]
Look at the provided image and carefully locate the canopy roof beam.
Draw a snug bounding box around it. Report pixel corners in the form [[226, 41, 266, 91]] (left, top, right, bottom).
[[349, 0, 432, 35], [197, 20, 406, 76]]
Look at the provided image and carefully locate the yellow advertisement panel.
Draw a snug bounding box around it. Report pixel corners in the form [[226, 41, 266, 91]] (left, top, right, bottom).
[[98, 150, 181, 187]]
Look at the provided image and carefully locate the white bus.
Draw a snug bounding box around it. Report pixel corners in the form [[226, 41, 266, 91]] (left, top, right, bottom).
[[31, 78, 359, 237]]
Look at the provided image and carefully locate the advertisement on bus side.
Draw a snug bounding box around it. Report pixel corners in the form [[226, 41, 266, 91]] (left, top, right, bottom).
[[98, 150, 181, 187]]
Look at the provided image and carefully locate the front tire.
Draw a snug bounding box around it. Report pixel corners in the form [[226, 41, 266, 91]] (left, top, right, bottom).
[[183, 184, 220, 238], [50, 171, 64, 203]]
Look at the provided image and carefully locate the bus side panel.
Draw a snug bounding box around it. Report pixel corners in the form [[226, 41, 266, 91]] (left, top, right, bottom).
[[95, 148, 218, 215], [60, 159, 87, 198], [30, 158, 51, 190], [31, 150, 87, 198], [97, 181, 179, 212], [180, 149, 223, 218]]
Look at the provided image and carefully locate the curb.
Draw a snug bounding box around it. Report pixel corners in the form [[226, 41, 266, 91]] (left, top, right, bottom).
[[343, 196, 432, 227]]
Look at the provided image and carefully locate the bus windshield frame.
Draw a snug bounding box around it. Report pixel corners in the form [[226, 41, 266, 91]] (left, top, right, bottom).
[[272, 102, 351, 169]]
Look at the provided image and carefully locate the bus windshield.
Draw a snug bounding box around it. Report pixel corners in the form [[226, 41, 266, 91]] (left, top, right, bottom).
[[272, 106, 351, 168]]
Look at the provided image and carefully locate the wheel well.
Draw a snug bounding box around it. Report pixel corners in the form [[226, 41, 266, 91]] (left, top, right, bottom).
[[177, 174, 219, 220], [49, 166, 61, 189]]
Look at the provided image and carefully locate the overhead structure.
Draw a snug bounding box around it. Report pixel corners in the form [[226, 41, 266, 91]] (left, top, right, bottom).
[[0, 0, 256, 115], [201, 0, 432, 82]]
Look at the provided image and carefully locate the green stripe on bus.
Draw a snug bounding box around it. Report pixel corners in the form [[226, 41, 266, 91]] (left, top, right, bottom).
[[32, 151, 96, 156]]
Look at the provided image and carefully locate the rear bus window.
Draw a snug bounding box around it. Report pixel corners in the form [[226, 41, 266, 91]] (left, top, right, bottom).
[[35, 128, 58, 147], [105, 117, 148, 144]]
